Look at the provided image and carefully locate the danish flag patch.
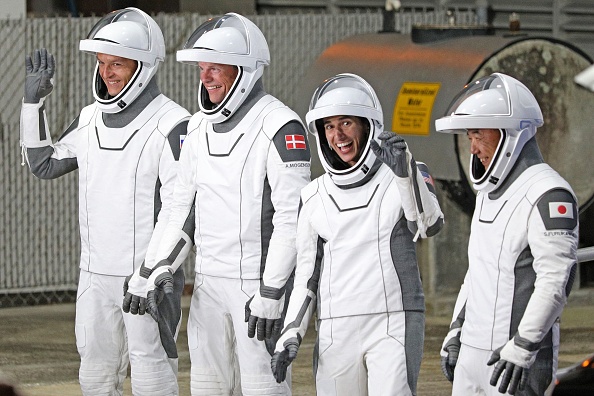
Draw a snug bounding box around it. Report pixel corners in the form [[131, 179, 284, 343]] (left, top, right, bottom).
[[285, 134, 307, 150], [549, 202, 574, 219]]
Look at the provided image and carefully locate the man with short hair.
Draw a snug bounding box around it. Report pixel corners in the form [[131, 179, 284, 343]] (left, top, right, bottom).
[[126, 12, 311, 395], [436, 73, 579, 395], [20, 8, 191, 395]]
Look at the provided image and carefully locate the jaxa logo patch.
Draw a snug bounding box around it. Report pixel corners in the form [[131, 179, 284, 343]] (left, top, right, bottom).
[[180, 134, 186, 150]]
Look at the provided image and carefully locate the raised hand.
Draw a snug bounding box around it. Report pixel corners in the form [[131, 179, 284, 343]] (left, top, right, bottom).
[[370, 131, 410, 177], [24, 48, 55, 103]]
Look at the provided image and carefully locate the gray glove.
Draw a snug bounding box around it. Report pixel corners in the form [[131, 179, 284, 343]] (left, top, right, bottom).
[[440, 319, 463, 382], [146, 271, 174, 322], [370, 131, 409, 177], [488, 346, 530, 395], [245, 294, 284, 341], [271, 335, 301, 383], [122, 274, 147, 315], [24, 48, 55, 104], [440, 334, 460, 382]]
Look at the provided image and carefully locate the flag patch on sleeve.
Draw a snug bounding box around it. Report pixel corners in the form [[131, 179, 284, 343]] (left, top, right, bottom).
[[180, 134, 186, 149], [421, 170, 435, 188], [549, 202, 574, 219], [537, 189, 577, 231], [285, 134, 307, 150]]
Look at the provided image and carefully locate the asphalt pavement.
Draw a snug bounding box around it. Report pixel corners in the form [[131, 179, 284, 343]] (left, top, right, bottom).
[[1, 294, 593, 396]]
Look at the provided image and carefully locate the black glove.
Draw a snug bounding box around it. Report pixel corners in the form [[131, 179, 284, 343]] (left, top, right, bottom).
[[146, 271, 174, 322], [122, 274, 148, 315], [245, 295, 284, 341], [487, 347, 530, 395], [24, 48, 55, 104], [271, 336, 301, 383], [440, 334, 460, 382], [370, 131, 409, 177]]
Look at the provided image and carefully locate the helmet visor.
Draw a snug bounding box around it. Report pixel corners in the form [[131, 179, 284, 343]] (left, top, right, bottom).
[[183, 14, 247, 54], [86, 9, 150, 51], [436, 74, 512, 134], [307, 74, 382, 136]]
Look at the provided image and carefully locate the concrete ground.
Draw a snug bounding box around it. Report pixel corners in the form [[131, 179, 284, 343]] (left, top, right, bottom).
[[1, 296, 593, 396]]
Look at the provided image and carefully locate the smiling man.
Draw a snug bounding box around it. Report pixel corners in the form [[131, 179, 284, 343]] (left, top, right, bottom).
[[124, 13, 311, 395], [436, 73, 579, 396], [97, 53, 137, 96], [20, 8, 192, 395]]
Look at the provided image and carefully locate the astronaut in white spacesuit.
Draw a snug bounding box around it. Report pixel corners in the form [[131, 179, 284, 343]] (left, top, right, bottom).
[[20, 8, 191, 395], [270, 73, 444, 396], [132, 12, 311, 395], [436, 73, 579, 395]]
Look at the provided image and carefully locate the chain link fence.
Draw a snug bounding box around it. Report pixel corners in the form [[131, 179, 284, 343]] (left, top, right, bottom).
[[0, 9, 477, 307]]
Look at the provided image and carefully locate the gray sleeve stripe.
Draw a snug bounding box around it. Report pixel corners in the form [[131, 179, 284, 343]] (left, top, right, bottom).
[[38, 104, 47, 141], [167, 239, 187, 263], [514, 335, 541, 351], [260, 284, 285, 300], [282, 295, 313, 332]]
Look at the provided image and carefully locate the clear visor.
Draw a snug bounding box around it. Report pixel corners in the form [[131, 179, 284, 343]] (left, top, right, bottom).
[[436, 74, 514, 134], [183, 14, 247, 54], [445, 74, 511, 118], [309, 74, 379, 114], [86, 9, 150, 51]]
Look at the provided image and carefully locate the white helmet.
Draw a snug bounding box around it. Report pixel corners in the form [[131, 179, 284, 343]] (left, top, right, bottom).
[[79, 8, 165, 113], [176, 13, 270, 123], [435, 73, 543, 193], [305, 73, 384, 187]]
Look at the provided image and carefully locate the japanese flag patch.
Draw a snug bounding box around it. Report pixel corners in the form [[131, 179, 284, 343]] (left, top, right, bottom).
[[549, 202, 574, 219], [285, 134, 307, 150], [537, 189, 577, 231]]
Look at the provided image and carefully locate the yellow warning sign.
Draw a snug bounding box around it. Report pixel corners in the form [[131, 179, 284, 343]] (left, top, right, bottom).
[[392, 82, 441, 136]]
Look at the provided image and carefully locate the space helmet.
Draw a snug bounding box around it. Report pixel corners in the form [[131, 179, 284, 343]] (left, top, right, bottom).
[[79, 7, 165, 113], [305, 73, 383, 187], [176, 13, 270, 123], [435, 73, 543, 193]]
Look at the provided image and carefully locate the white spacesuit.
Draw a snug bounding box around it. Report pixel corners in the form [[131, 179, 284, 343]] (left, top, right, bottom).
[[143, 13, 311, 395], [20, 8, 191, 396], [271, 73, 444, 396], [436, 73, 579, 395]]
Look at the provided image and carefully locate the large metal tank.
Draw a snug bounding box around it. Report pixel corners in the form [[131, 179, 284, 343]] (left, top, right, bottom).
[[298, 32, 594, 311]]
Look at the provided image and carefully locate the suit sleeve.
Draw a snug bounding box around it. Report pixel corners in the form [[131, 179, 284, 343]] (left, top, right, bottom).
[[148, 121, 199, 272], [278, 192, 321, 346], [516, 188, 578, 346], [143, 118, 195, 272], [259, 120, 311, 294], [20, 99, 79, 179]]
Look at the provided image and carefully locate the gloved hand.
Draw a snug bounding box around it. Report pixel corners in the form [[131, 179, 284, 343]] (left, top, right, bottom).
[[488, 337, 536, 395], [24, 48, 55, 104], [245, 287, 285, 341], [370, 131, 410, 177], [271, 333, 302, 383], [122, 270, 148, 315], [440, 324, 462, 382], [146, 267, 174, 322]]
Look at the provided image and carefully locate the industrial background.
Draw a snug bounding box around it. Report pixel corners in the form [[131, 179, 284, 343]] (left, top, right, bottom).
[[2, 0, 594, 313]]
